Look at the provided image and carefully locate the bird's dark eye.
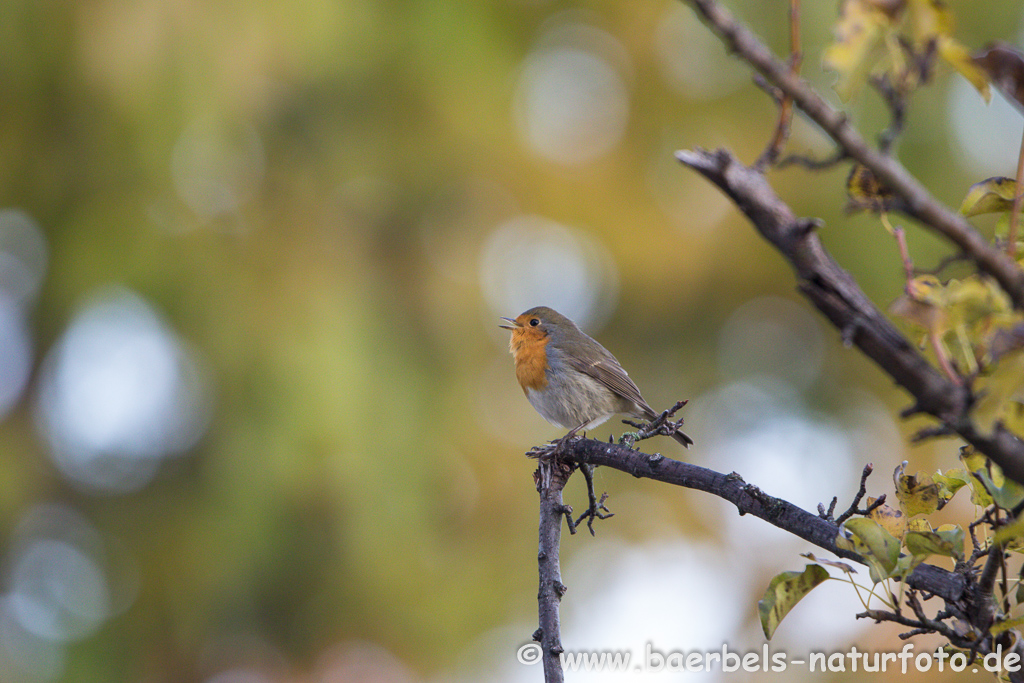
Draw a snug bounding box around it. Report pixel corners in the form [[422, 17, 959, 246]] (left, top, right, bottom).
[[529, 318, 540, 327]]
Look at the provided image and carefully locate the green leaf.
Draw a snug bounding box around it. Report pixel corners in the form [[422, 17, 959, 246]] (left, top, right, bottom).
[[959, 177, 1019, 217], [905, 530, 959, 560], [839, 517, 901, 582], [891, 552, 919, 578], [962, 448, 1024, 510], [758, 565, 830, 640], [933, 468, 970, 503], [934, 525, 966, 561], [993, 516, 1024, 547], [991, 616, 1024, 637]]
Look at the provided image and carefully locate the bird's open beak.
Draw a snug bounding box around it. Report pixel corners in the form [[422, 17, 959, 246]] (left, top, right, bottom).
[[499, 317, 521, 330]]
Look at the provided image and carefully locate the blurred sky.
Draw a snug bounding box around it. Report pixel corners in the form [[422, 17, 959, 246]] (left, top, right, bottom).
[[0, 0, 1023, 681]]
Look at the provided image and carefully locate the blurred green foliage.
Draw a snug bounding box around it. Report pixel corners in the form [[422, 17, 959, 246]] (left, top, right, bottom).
[[0, 0, 1022, 681]]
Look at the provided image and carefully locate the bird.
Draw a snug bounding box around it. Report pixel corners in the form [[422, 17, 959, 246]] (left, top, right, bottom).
[[500, 306, 692, 447]]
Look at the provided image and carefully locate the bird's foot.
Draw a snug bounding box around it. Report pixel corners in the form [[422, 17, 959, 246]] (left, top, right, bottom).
[[572, 464, 614, 535]]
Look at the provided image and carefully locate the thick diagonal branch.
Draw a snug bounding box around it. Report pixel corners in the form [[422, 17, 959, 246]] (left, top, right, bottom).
[[682, 0, 1024, 309], [677, 146, 1024, 485], [559, 438, 965, 602]]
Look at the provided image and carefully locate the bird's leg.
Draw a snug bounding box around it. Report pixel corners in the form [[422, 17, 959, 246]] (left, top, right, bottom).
[[573, 464, 614, 535], [558, 422, 587, 448], [527, 421, 587, 460]]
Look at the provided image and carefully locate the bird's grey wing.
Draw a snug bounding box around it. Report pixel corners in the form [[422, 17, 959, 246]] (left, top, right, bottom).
[[566, 353, 655, 417]]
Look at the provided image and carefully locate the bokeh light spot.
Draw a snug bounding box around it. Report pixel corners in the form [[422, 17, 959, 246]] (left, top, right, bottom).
[[654, 2, 748, 101], [514, 19, 631, 165], [0, 208, 48, 306], [35, 287, 211, 494], [716, 296, 825, 390], [9, 539, 110, 642], [0, 293, 32, 420], [0, 599, 64, 681], [698, 379, 856, 515], [480, 215, 618, 332], [171, 116, 265, 220], [948, 80, 1024, 178], [0, 504, 127, 681]]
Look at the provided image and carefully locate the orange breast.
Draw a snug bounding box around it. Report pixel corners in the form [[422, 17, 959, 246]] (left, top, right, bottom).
[[510, 329, 549, 393]]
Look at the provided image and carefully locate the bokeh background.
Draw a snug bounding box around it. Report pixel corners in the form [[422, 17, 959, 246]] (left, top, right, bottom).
[[1, 0, 1023, 681]]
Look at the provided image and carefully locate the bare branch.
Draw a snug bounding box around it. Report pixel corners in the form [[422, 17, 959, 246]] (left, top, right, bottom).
[[535, 459, 571, 682], [559, 437, 965, 603], [834, 463, 875, 525], [756, 0, 801, 169], [675, 146, 1024, 485]]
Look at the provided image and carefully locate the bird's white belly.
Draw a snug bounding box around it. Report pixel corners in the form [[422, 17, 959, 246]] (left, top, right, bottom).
[[525, 370, 622, 430]]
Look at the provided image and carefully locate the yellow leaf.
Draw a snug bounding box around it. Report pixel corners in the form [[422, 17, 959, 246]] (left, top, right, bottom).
[[973, 351, 1024, 432], [823, 0, 894, 100], [846, 164, 899, 212], [868, 497, 908, 539], [993, 516, 1024, 547], [991, 616, 1024, 637], [959, 177, 1020, 217], [839, 517, 901, 582], [906, 518, 932, 533], [944, 277, 1012, 327], [932, 468, 970, 504], [906, 0, 950, 44], [907, 0, 990, 100], [890, 275, 948, 334], [960, 445, 994, 507], [940, 37, 991, 101], [960, 445, 1024, 510], [895, 468, 941, 516], [758, 565, 830, 640]]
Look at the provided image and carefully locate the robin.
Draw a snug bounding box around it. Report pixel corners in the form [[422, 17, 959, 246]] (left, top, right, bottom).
[[500, 306, 693, 447]]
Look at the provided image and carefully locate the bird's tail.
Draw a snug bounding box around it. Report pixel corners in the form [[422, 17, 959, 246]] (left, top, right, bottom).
[[639, 405, 693, 448], [671, 429, 694, 448]]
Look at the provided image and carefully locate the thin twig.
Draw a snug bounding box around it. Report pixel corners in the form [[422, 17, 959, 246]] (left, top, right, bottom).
[[621, 400, 689, 446], [1010, 130, 1024, 257], [777, 148, 847, 170], [977, 540, 1006, 631], [871, 74, 907, 154], [834, 464, 875, 525], [891, 224, 915, 282], [756, 0, 801, 169], [914, 251, 970, 277]]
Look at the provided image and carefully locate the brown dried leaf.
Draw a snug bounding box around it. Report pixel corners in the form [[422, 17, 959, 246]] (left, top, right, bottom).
[[973, 43, 1024, 114]]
